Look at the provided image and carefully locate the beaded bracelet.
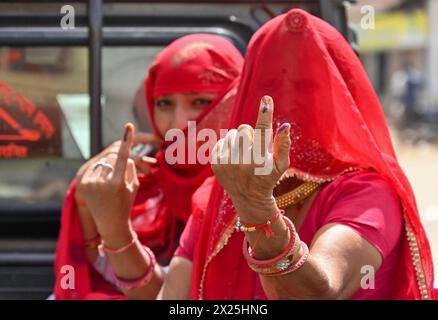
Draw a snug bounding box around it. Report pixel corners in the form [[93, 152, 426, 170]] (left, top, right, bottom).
[[111, 246, 156, 291], [235, 209, 284, 238]]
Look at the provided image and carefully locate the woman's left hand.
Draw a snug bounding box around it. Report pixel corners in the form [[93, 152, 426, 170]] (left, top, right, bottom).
[[211, 96, 291, 221], [80, 123, 140, 238]]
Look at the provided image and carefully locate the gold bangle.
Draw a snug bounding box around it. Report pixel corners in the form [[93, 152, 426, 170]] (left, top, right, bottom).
[[83, 235, 101, 249]]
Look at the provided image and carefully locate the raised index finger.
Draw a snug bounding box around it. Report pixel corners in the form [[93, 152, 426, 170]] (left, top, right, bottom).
[[114, 123, 135, 181], [255, 95, 274, 130], [254, 95, 274, 156]]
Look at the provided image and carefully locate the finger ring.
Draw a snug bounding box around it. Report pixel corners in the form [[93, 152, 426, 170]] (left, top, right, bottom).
[[93, 161, 114, 171]]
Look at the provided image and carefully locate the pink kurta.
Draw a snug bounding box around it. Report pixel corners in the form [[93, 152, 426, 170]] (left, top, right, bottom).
[[176, 170, 403, 299]]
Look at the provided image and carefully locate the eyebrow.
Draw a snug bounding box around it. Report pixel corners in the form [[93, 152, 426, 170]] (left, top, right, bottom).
[[157, 93, 217, 99], [182, 93, 216, 96]]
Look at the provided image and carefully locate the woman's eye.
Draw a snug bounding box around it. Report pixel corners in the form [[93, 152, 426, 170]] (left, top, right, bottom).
[[192, 98, 213, 107], [155, 99, 172, 109]]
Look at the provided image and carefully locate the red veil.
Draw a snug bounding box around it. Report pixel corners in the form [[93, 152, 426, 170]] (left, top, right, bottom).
[[191, 9, 436, 300], [54, 34, 243, 299]]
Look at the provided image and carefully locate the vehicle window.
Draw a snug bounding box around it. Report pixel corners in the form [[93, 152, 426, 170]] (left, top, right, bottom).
[[0, 46, 87, 205], [0, 45, 167, 206], [102, 46, 164, 146]]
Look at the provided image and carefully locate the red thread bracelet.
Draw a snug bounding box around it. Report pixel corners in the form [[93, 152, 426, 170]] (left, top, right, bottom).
[[237, 209, 284, 238], [242, 215, 298, 266]]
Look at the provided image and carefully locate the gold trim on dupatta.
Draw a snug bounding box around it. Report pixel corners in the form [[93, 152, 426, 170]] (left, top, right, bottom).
[[404, 211, 430, 300], [198, 216, 237, 300], [280, 167, 360, 184]]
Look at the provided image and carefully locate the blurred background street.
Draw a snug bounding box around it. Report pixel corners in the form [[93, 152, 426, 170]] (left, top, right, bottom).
[[348, 0, 438, 277]]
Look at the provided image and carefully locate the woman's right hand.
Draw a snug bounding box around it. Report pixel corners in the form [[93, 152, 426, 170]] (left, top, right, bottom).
[[79, 124, 140, 238], [75, 140, 122, 208], [211, 96, 291, 220], [75, 132, 161, 208]]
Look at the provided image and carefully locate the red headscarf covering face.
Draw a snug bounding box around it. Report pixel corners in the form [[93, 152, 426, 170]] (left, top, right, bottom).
[[145, 33, 243, 137], [191, 10, 435, 300], [54, 34, 243, 299]]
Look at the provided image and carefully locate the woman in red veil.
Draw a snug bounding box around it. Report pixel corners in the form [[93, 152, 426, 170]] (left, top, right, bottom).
[[53, 34, 243, 299], [173, 9, 436, 299]]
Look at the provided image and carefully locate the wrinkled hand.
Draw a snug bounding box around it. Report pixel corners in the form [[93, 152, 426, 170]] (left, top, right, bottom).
[[211, 96, 291, 221], [80, 123, 140, 237]]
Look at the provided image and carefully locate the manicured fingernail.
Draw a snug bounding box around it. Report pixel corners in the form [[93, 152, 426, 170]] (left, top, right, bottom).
[[276, 123, 291, 134]]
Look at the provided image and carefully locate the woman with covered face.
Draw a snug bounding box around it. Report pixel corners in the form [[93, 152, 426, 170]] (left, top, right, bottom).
[[166, 9, 436, 300], [53, 34, 243, 300]]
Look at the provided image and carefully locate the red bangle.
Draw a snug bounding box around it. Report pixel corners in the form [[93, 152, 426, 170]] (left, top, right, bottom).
[[243, 215, 299, 267], [112, 246, 156, 290], [236, 209, 285, 238], [98, 232, 138, 257], [243, 216, 299, 266], [247, 240, 308, 276], [268, 241, 309, 276]]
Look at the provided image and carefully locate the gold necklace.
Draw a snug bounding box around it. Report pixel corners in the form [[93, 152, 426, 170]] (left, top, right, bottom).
[[275, 181, 322, 209]]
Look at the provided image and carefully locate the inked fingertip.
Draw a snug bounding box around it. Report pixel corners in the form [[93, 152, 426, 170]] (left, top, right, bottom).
[[123, 123, 135, 142], [123, 127, 130, 142], [261, 96, 273, 113]]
